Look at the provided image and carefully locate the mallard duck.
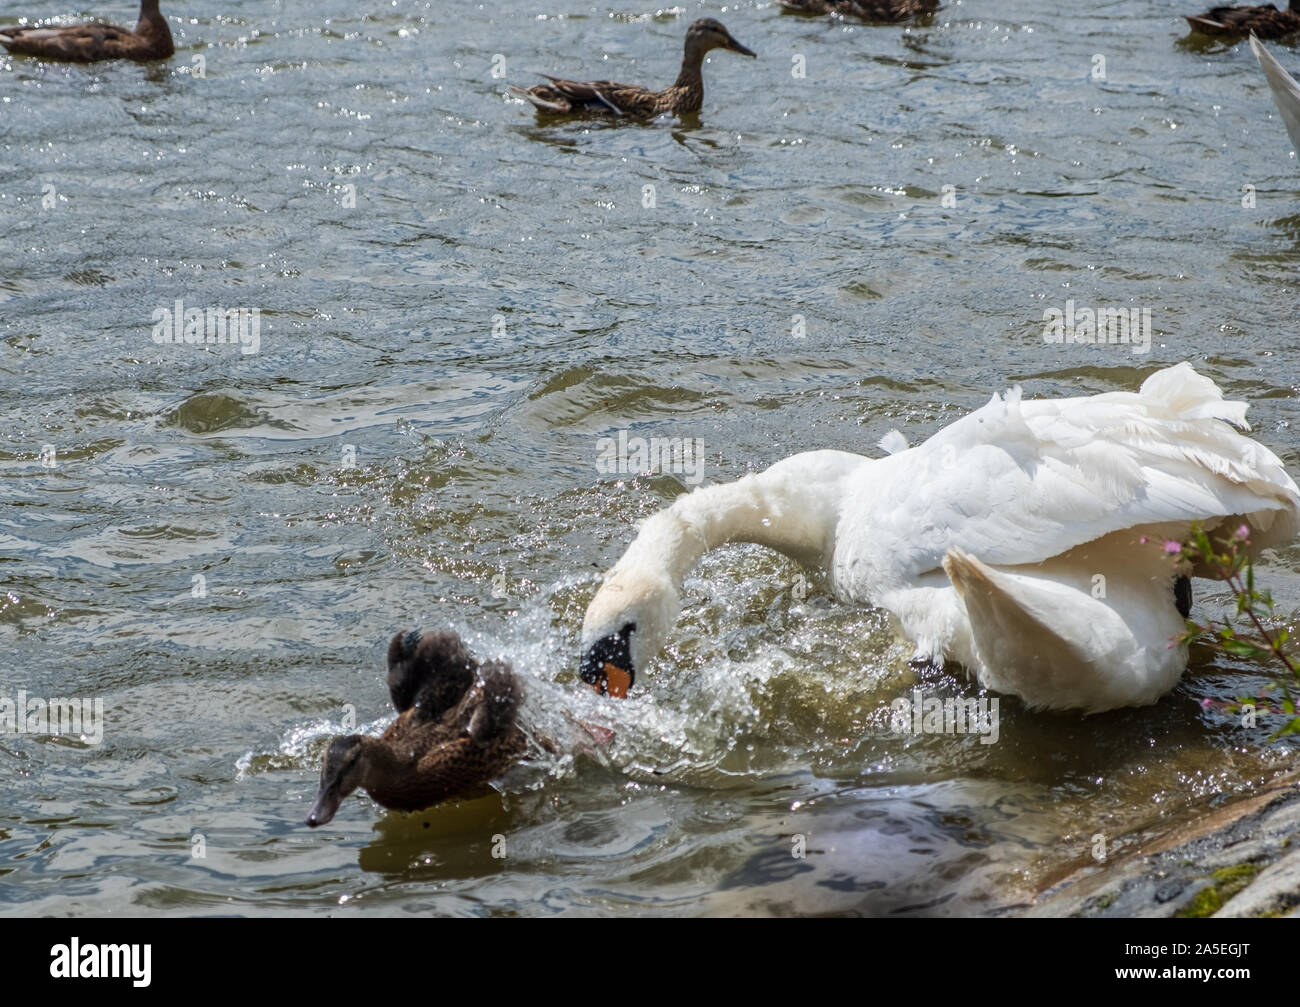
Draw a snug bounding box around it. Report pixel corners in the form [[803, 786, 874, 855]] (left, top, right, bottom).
[[0, 0, 172, 61], [508, 18, 755, 118], [579, 364, 1300, 713], [305, 630, 528, 826], [778, 0, 939, 22], [1251, 34, 1300, 151], [1184, 3, 1300, 39]]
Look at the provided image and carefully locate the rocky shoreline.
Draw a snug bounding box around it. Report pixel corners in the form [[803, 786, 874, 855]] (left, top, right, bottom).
[[1022, 773, 1300, 918]]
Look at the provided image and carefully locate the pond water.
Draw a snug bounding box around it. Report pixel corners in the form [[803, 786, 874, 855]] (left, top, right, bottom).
[[1, 0, 1298, 916]]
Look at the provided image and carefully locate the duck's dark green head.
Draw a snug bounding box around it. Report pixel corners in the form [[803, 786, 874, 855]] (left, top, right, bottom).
[[306, 735, 368, 827]]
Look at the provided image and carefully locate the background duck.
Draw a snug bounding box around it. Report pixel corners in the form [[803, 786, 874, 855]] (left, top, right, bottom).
[[0, 0, 172, 61], [305, 630, 529, 827], [1184, 3, 1300, 39], [508, 18, 754, 118], [579, 364, 1300, 714], [778, 0, 939, 22]]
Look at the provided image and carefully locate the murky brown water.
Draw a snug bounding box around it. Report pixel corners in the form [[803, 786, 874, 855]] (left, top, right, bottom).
[[2, 0, 1298, 916]]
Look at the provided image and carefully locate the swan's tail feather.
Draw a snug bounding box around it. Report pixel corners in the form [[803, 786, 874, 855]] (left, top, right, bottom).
[[1138, 361, 1248, 428]]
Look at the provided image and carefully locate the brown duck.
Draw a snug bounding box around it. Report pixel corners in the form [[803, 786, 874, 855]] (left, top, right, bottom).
[[0, 0, 173, 61], [1184, 3, 1300, 38], [778, 0, 939, 21], [305, 630, 529, 827], [508, 18, 755, 118]]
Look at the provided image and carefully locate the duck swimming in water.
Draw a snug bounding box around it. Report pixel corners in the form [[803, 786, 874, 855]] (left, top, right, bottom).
[[579, 364, 1300, 714], [778, 0, 939, 23], [508, 18, 755, 118], [1184, 3, 1300, 39], [306, 631, 529, 826], [0, 0, 173, 62]]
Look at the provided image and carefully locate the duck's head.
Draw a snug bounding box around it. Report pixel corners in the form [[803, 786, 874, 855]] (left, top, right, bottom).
[[305, 734, 369, 827], [685, 18, 756, 59], [579, 564, 679, 697]]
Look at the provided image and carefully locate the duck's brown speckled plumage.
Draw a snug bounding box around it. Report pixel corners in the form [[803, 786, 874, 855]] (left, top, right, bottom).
[[0, 0, 173, 61], [305, 630, 529, 826], [778, 0, 938, 21], [1184, 3, 1300, 39], [508, 18, 755, 118]]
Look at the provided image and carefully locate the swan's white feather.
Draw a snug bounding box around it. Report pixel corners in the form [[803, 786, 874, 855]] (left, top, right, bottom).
[[877, 429, 909, 455]]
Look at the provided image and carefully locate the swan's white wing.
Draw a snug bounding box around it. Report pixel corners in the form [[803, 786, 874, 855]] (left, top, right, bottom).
[[838, 362, 1300, 591], [1250, 34, 1300, 155]]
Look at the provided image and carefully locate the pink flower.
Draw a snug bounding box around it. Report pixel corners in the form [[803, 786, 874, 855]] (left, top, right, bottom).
[[1236, 524, 1250, 540], [1164, 540, 1182, 555], [1200, 697, 1214, 711]]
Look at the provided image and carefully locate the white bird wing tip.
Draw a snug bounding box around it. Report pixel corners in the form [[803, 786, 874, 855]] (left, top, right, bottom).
[[1249, 33, 1300, 155], [877, 429, 910, 455]]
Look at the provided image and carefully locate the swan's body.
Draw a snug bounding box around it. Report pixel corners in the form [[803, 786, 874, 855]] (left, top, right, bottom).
[[580, 364, 1300, 713], [1251, 34, 1300, 155]]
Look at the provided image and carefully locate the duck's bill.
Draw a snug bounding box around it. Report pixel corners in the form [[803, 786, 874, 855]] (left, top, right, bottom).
[[305, 788, 342, 827], [727, 38, 756, 57]]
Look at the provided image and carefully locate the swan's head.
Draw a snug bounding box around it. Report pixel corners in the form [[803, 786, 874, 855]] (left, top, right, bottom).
[[580, 564, 680, 698]]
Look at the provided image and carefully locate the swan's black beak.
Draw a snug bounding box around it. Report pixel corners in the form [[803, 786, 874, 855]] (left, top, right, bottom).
[[579, 626, 636, 699]]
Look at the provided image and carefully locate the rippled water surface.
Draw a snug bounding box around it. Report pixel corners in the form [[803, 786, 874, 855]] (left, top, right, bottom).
[[2, 0, 1299, 916]]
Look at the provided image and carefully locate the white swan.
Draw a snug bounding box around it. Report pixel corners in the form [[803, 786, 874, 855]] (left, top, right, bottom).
[[1250, 33, 1300, 155], [579, 364, 1300, 713]]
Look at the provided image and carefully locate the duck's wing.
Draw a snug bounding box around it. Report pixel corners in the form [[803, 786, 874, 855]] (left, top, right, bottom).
[[0, 22, 137, 61], [385, 630, 476, 721], [1187, 5, 1299, 37], [1251, 34, 1300, 153], [778, 0, 838, 13], [462, 661, 521, 742], [537, 76, 658, 116], [841, 362, 1300, 592], [779, 0, 937, 20]]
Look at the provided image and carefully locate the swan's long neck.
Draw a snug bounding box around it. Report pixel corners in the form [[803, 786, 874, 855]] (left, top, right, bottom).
[[584, 451, 865, 670], [647, 476, 832, 584]]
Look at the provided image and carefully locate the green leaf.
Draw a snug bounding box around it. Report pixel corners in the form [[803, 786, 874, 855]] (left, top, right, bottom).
[[1219, 638, 1268, 658]]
